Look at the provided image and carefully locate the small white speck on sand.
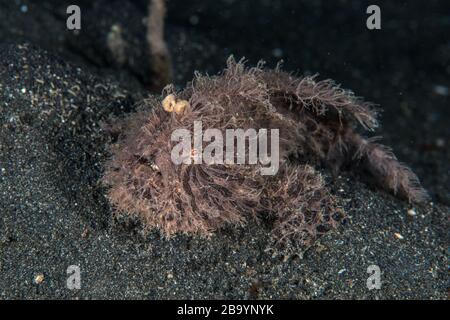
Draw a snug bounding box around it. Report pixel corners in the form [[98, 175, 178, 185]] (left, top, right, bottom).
[[394, 233, 404, 240], [34, 273, 44, 284], [338, 269, 346, 275]]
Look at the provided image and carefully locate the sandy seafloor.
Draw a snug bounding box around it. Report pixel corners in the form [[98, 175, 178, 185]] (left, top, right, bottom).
[[0, 0, 448, 299]]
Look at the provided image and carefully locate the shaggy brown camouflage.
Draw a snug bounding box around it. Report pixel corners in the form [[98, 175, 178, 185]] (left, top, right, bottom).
[[102, 57, 428, 245]]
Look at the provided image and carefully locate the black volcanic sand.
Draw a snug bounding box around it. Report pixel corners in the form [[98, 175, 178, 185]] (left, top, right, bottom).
[[0, 1, 448, 299]]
